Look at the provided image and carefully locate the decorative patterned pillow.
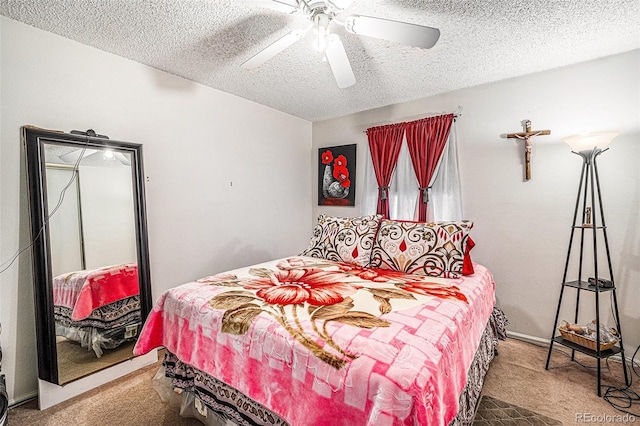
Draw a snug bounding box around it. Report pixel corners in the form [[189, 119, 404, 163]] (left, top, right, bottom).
[[369, 219, 474, 278], [300, 214, 383, 267]]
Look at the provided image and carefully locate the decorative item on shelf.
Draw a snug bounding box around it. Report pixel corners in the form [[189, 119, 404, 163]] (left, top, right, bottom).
[[545, 129, 630, 396], [318, 144, 356, 206], [583, 206, 592, 227], [588, 277, 614, 288], [558, 320, 618, 352], [503, 119, 551, 181]]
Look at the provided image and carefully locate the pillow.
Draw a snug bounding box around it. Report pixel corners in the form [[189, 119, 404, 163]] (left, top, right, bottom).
[[369, 219, 474, 278], [300, 214, 383, 267]]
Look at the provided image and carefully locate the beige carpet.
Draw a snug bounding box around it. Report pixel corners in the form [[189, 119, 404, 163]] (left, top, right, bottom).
[[481, 338, 638, 425], [8, 338, 639, 425], [9, 359, 200, 426]]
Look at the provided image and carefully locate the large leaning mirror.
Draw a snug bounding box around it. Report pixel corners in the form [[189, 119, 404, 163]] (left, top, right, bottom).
[[24, 127, 152, 385]]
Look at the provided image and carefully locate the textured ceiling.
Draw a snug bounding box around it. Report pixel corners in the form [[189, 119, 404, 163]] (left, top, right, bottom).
[[1, 0, 639, 122]]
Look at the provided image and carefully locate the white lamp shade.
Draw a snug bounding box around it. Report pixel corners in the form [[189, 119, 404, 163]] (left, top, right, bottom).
[[562, 131, 620, 152]]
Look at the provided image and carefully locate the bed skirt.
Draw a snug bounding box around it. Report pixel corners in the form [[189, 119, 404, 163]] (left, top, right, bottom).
[[152, 307, 508, 426], [55, 295, 142, 357]]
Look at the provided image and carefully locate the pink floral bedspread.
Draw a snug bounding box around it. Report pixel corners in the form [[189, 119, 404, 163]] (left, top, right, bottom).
[[53, 263, 139, 321], [134, 257, 495, 425]]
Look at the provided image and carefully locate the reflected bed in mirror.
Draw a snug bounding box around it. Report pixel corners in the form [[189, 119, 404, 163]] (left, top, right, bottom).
[[24, 127, 152, 386], [53, 263, 141, 383]]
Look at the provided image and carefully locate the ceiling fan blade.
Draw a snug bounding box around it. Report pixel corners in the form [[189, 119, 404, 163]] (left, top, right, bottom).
[[241, 29, 306, 69], [325, 35, 355, 89], [59, 148, 98, 164], [247, 0, 299, 14], [114, 152, 131, 166], [344, 15, 440, 49]]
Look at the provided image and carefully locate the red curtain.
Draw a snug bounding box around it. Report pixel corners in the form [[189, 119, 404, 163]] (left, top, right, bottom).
[[405, 114, 454, 222], [366, 123, 405, 218]]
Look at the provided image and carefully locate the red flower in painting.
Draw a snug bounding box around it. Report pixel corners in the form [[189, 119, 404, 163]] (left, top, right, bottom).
[[340, 178, 351, 188], [333, 155, 347, 169], [243, 269, 361, 306], [321, 150, 334, 165], [333, 165, 349, 182]]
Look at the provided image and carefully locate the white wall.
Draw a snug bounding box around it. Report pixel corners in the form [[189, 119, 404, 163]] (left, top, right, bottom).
[[46, 167, 84, 277], [79, 164, 137, 270], [313, 50, 640, 354], [0, 17, 312, 405]]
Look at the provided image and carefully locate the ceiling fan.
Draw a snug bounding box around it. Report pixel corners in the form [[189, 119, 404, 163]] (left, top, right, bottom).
[[242, 0, 440, 88]]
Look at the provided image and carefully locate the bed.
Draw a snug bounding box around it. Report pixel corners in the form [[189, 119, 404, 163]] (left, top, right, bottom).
[[134, 215, 507, 425], [53, 263, 141, 357]]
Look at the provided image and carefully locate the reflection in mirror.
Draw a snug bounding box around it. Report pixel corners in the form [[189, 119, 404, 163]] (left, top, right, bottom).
[[45, 145, 139, 384], [24, 128, 151, 385]]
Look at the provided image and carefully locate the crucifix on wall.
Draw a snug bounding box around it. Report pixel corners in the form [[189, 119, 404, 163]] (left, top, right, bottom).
[[504, 120, 551, 180]]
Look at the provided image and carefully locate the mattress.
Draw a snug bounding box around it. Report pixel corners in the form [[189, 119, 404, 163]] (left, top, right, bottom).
[[52, 263, 139, 321], [53, 263, 141, 357], [134, 256, 497, 425]]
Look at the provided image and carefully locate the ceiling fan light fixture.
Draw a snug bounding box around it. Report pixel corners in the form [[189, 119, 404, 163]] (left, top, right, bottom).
[[243, 1, 441, 88], [344, 15, 440, 49], [315, 35, 328, 52], [313, 13, 331, 51]]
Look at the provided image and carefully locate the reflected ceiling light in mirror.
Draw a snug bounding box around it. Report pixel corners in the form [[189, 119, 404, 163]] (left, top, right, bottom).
[[561, 131, 620, 154], [103, 149, 115, 160]]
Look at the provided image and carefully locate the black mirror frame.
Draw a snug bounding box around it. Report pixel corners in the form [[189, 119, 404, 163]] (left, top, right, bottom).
[[23, 127, 152, 384]]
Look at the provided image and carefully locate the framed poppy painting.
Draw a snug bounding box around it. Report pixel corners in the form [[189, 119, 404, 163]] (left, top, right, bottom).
[[318, 144, 356, 206]]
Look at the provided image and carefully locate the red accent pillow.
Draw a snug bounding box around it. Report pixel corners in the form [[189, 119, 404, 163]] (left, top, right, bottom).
[[462, 236, 475, 275]]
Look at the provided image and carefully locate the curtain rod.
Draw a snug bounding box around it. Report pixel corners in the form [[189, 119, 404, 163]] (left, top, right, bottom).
[[361, 109, 462, 134]]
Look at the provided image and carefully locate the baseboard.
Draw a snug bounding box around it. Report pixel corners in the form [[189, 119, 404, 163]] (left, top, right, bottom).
[[506, 331, 550, 347], [506, 330, 636, 365], [8, 391, 38, 409]]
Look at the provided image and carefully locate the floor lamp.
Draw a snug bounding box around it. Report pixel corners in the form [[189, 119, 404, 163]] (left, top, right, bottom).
[[546, 130, 630, 395]]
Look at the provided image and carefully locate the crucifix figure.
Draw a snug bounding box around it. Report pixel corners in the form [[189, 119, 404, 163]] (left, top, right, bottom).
[[505, 120, 551, 180]]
